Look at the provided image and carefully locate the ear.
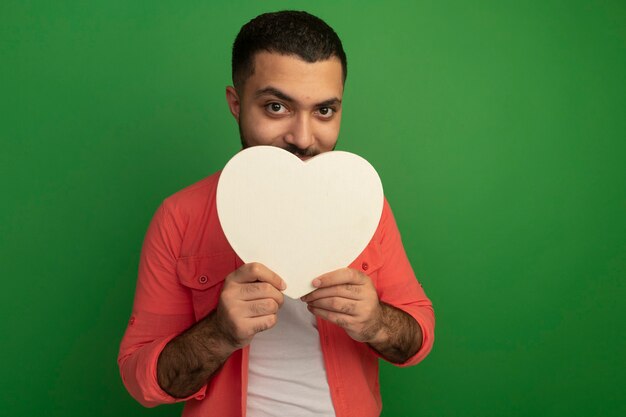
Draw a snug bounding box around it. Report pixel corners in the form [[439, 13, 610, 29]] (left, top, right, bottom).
[[225, 86, 241, 122]]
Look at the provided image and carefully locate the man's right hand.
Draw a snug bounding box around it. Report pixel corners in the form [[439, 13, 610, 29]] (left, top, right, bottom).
[[157, 262, 285, 398], [215, 262, 286, 348]]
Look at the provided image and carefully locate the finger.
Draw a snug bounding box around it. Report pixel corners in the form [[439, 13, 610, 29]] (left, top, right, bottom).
[[238, 281, 285, 306], [244, 315, 278, 338], [232, 262, 286, 291], [307, 305, 351, 329], [306, 297, 358, 316], [311, 268, 364, 290], [301, 284, 364, 303], [245, 298, 280, 318]]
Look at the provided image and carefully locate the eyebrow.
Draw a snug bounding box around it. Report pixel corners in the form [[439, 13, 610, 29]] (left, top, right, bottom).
[[254, 86, 342, 108]]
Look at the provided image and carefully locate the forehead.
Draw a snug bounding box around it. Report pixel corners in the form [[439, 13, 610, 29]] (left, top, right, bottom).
[[244, 51, 344, 102]]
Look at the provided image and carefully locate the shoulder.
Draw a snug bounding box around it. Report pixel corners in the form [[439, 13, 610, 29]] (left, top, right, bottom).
[[373, 196, 395, 239], [153, 171, 221, 234], [160, 170, 222, 220]]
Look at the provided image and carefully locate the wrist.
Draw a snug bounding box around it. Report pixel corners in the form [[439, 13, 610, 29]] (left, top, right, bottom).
[[200, 309, 241, 353], [197, 311, 242, 375], [367, 327, 388, 346], [366, 303, 389, 345]]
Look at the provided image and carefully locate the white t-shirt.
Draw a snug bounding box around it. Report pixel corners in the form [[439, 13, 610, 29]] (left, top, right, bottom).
[[246, 296, 336, 417]]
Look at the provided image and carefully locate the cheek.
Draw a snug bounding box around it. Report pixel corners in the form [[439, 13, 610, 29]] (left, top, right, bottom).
[[241, 109, 285, 145], [315, 119, 341, 150]]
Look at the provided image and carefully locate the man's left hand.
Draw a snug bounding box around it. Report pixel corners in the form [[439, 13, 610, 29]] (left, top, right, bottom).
[[301, 269, 383, 343]]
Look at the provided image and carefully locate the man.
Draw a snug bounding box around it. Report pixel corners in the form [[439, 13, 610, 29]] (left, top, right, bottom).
[[118, 10, 434, 417]]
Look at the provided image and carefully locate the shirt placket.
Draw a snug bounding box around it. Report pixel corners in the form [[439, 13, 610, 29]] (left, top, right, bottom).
[[318, 318, 349, 417]]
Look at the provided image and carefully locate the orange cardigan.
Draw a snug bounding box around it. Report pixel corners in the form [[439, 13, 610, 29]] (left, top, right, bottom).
[[118, 171, 435, 417]]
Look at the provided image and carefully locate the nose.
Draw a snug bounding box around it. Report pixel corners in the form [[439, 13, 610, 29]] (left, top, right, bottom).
[[284, 114, 314, 150]]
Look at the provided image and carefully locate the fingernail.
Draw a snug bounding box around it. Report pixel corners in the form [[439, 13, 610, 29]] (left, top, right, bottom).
[[281, 280, 287, 290], [312, 278, 321, 287]]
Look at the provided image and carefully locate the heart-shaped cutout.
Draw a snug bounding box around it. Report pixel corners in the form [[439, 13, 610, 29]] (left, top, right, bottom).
[[216, 146, 383, 298]]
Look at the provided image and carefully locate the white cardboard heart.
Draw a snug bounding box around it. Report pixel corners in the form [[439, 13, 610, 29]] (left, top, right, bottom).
[[216, 146, 384, 299]]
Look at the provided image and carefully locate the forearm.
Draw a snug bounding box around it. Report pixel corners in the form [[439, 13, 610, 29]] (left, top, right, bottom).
[[157, 310, 238, 398], [367, 302, 423, 364]]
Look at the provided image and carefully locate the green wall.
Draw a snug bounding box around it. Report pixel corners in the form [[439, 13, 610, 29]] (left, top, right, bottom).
[[2, 1, 625, 416]]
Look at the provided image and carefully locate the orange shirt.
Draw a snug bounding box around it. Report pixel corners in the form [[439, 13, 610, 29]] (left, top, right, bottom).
[[118, 171, 435, 417]]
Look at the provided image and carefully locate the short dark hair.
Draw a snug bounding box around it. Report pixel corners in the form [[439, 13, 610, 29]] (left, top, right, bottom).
[[232, 10, 347, 90]]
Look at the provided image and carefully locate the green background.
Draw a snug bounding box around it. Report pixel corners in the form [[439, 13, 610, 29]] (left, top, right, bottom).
[[2, 1, 625, 416]]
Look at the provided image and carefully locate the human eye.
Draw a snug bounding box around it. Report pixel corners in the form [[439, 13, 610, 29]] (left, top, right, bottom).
[[265, 102, 289, 115], [315, 106, 336, 119]]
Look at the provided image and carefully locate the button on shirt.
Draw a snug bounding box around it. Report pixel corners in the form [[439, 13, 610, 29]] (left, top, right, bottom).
[[118, 171, 435, 417]]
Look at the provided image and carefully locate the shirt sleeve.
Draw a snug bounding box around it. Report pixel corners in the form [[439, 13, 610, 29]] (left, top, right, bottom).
[[371, 198, 435, 367], [117, 202, 208, 407]]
